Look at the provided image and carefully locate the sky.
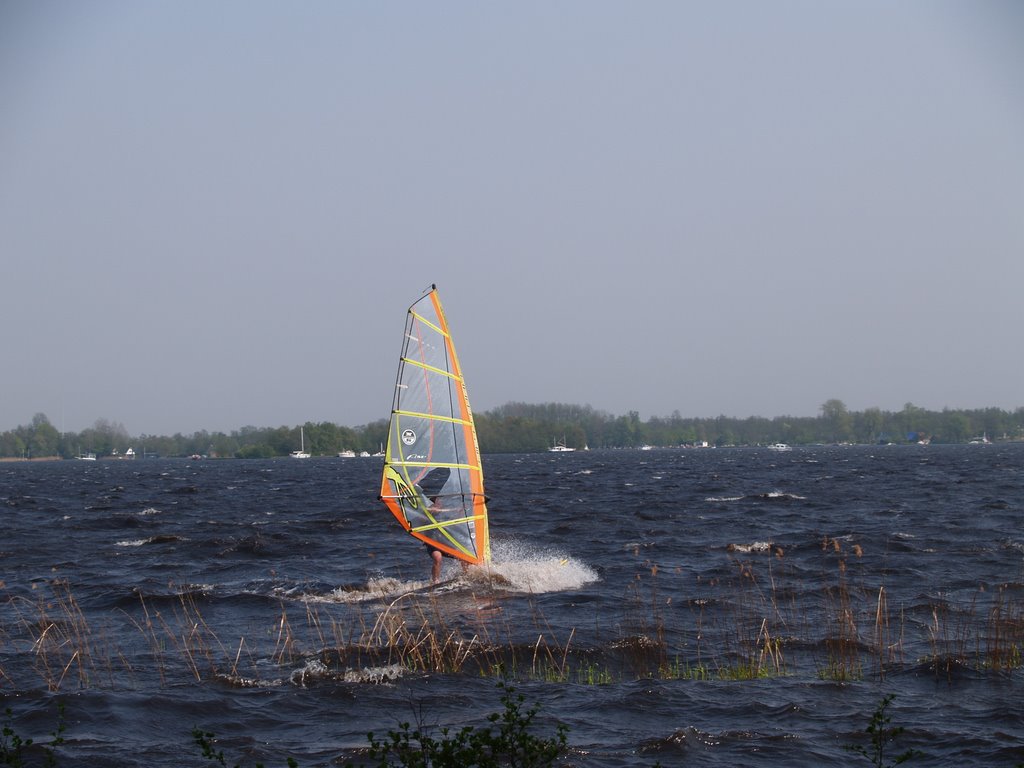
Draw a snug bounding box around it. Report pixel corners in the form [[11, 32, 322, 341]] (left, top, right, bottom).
[[2, 1, 1022, 436]]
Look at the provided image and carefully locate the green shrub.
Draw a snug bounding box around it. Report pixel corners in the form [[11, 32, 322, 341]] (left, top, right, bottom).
[[1, 702, 65, 768], [351, 681, 567, 768], [845, 694, 921, 767]]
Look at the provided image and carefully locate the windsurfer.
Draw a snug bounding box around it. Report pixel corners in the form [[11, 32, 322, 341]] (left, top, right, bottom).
[[417, 471, 469, 581], [413, 467, 460, 582]]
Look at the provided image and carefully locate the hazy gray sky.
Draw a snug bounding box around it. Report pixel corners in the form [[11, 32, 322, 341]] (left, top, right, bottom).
[[2, 1, 1022, 436]]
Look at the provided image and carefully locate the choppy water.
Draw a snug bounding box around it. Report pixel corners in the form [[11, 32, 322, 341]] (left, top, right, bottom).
[[2, 444, 1023, 766]]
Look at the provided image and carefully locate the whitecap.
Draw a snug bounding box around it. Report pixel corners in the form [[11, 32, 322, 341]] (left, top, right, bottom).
[[290, 658, 329, 687], [342, 663, 405, 684], [306, 577, 432, 604], [726, 541, 774, 554]]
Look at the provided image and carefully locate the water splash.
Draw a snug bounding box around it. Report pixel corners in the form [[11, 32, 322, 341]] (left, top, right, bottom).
[[475, 538, 598, 594]]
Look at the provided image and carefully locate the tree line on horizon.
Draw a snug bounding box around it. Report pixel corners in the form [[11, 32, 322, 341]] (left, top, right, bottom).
[[2, 399, 1022, 460]]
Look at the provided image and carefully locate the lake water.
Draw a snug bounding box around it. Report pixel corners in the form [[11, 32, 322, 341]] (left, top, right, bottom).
[[2, 444, 1023, 766]]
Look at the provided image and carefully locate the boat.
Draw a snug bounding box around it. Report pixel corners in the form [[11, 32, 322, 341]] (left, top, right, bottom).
[[77, 452, 97, 461], [378, 285, 491, 566], [768, 443, 792, 451], [290, 427, 311, 458], [969, 433, 991, 444], [337, 449, 356, 458], [548, 437, 575, 453]]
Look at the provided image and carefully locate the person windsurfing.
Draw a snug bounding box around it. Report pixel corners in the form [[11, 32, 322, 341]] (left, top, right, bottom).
[[414, 467, 467, 582]]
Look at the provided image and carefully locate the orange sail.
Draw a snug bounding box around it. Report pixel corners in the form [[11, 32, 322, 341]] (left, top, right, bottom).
[[378, 285, 490, 565]]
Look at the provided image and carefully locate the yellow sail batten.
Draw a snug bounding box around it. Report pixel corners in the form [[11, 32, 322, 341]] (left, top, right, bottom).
[[416, 507, 475, 555], [412, 514, 484, 533], [394, 409, 469, 426], [400, 356, 459, 380], [408, 310, 447, 338], [389, 461, 477, 471]]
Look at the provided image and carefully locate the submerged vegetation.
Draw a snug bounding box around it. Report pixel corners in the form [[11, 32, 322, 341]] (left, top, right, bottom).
[[2, 552, 1021, 764], [3, 400, 1024, 459], [0, 687, 932, 768], [5, 684, 568, 768], [3, 550, 1023, 694], [845, 694, 922, 767]]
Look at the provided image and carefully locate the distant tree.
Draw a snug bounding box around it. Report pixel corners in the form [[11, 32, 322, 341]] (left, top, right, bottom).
[[21, 413, 60, 457], [820, 399, 854, 443], [0, 430, 26, 457]]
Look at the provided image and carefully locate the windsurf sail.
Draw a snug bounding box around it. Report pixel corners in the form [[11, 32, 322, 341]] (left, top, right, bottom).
[[378, 285, 491, 565]]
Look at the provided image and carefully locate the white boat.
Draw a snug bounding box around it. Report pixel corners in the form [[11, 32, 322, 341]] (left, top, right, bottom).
[[969, 433, 991, 444], [77, 452, 97, 461], [338, 449, 356, 458], [290, 427, 311, 458], [768, 443, 792, 451], [549, 437, 575, 453]]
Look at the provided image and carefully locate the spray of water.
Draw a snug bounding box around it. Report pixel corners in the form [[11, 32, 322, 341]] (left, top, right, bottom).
[[471, 538, 599, 594]]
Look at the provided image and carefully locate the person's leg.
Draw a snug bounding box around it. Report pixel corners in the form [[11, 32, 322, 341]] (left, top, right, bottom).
[[430, 549, 443, 582]]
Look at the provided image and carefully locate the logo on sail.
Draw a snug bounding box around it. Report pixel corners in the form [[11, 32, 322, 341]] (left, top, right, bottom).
[[402, 429, 417, 445]]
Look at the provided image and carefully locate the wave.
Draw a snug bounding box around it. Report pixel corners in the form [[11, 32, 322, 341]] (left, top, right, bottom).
[[115, 534, 187, 547], [307, 577, 434, 604], [705, 490, 807, 503], [726, 541, 781, 555]]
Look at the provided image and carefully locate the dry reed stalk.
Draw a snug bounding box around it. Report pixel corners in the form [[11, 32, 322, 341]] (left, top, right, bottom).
[[15, 580, 96, 691], [123, 593, 169, 686], [304, 601, 327, 650], [174, 592, 231, 679], [756, 618, 785, 676], [821, 558, 863, 681], [984, 588, 1024, 671], [272, 606, 296, 665], [926, 594, 980, 673], [871, 585, 904, 675], [718, 559, 789, 679]]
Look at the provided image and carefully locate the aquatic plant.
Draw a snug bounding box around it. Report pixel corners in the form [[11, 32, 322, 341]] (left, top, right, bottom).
[[1, 701, 65, 768], [3, 562, 1024, 694], [351, 681, 568, 768], [6, 580, 96, 691], [982, 586, 1024, 672], [192, 728, 297, 768], [189, 681, 567, 767], [844, 694, 921, 767]]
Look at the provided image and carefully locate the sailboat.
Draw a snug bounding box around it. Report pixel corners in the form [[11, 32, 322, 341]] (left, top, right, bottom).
[[378, 285, 491, 566], [548, 437, 575, 452], [290, 426, 311, 458]]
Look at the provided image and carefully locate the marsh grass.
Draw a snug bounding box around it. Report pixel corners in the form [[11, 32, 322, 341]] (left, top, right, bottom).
[[5, 580, 98, 691], [2, 563, 1023, 693], [984, 587, 1024, 671]]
